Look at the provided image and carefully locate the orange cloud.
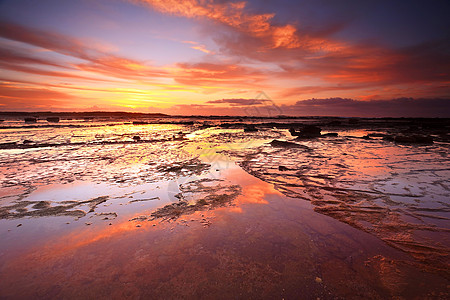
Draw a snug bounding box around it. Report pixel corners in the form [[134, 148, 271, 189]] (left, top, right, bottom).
[[133, 0, 311, 50], [0, 21, 168, 82], [173, 62, 267, 87]]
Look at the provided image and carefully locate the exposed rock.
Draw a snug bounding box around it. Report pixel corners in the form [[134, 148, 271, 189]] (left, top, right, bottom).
[[24, 117, 37, 123], [132, 178, 241, 222], [322, 132, 338, 137], [157, 158, 210, 177], [46, 117, 60, 123], [394, 135, 433, 144], [290, 125, 322, 138], [382, 135, 395, 141], [244, 124, 258, 132], [327, 120, 342, 126], [270, 139, 310, 149]]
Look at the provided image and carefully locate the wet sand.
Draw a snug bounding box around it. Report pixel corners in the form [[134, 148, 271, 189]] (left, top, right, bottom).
[[0, 117, 449, 299]]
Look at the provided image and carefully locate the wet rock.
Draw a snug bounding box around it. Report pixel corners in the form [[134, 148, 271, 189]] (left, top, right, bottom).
[[46, 117, 60, 123], [394, 135, 433, 144], [157, 158, 210, 177], [270, 139, 309, 149], [0, 200, 87, 219], [24, 117, 37, 123], [382, 135, 395, 141], [244, 124, 258, 132], [327, 120, 342, 126], [32, 201, 51, 209], [128, 197, 159, 203], [290, 125, 322, 138], [322, 132, 338, 137], [141, 179, 241, 221], [0, 142, 17, 149]]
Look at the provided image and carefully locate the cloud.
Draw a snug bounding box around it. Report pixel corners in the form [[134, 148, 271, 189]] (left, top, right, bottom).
[[131, 0, 449, 98], [147, 97, 450, 117], [0, 82, 79, 110], [207, 98, 270, 106], [281, 97, 450, 117], [173, 62, 266, 87], [182, 41, 213, 54], [0, 21, 167, 81], [133, 0, 306, 49]]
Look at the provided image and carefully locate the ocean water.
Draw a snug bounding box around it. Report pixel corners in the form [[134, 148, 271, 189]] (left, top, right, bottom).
[[0, 116, 449, 298]]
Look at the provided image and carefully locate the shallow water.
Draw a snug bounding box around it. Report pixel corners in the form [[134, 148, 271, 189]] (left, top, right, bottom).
[[0, 118, 449, 299]]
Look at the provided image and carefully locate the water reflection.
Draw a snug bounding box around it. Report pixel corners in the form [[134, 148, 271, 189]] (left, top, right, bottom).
[[0, 120, 449, 298]]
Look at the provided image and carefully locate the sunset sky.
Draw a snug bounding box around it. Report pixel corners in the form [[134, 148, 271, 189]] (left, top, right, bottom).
[[0, 0, 449, 116]]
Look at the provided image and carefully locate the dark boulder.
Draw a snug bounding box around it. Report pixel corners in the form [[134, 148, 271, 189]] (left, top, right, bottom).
[[244, 124, 258, 132], [290, 125, 322, 138]]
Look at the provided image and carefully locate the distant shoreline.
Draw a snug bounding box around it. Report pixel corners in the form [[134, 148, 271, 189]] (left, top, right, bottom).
[[0, 111, 449, 120]]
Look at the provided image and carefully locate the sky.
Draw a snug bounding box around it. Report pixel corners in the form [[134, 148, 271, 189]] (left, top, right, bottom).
[[0, 0, 449, 116]]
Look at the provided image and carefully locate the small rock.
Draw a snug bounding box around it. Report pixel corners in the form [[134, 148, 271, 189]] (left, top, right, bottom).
[[278, 166, 289, 171], [85, 222, 91, 226], [322, 132, 338, 137], [17, 223, 22, 227], [315, 277, 322, 283], [133, 136, 141, 141], [270, 139, 307, 148], [244, 124, 258, 132], [136, 224, 141, 227]]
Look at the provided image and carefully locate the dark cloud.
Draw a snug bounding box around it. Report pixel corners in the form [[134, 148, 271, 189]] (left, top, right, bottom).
[[281, 98, 450, 117], [207, 98, 271, 106], [148, 97, 450, 117]]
